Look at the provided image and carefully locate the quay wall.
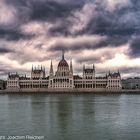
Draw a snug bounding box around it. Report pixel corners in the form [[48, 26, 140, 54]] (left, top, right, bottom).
[[0, 88, 140, 94]]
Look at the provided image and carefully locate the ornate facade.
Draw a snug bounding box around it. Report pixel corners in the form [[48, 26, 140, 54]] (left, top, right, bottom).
[[6, 51, 122, 91], [48, 51, 74, 89]]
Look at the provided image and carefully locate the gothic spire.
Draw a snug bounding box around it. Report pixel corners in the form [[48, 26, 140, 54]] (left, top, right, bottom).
[[109, 70, 111, 76], [62, 50, 64, 60], [118, 69, 120, 74], [70, 59, 73, 74], [118, 69, 120, 76], [93, 64, 95, 70], [106, 72, 108, 77], [83, 64, 85, 71], [50, 60, 54, 76]]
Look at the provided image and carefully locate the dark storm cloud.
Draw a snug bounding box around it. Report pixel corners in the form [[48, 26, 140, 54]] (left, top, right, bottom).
[[1, 0, 139, 50], [0, 67, 30, 78], [3, 0, 139, 40], [86, 17, 138, 36], [76, 56, 101, 64], [95, 36, 129, 47], [75, 50, 115, 64], [30, 1, 81, 21], [0, 28, 34, 41], [35, 0, 140, 48], [49, 22, 70, 36], [47, 0, 140, 58], [79, 2, 139, 36], [118, 66, 140, 78], [6, 0, 83, 22], [0, 48, 12, 54], [1, 0, 84, 40], [49, 36, 128, 52], [129, 36, 140, 57], [0, 0, 140, 78], [120, 67, 139, 74], [49, 41, 95, 51]]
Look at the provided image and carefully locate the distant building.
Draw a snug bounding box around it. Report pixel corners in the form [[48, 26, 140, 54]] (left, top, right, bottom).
[[122, 78, 140, 89], [6, 51, 122, 91], [0, 79, 6, 90]]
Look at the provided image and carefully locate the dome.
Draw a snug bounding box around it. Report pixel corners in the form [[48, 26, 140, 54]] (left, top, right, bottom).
[[57, 50, 69, 67], [58, 59, 69, 67]]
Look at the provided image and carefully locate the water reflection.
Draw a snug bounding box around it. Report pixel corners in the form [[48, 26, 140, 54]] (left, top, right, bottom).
[[56, 95, 72, 139], [30, 95, 49, 135], [7, 94, 32, 135], [0, 94, 140, 140]]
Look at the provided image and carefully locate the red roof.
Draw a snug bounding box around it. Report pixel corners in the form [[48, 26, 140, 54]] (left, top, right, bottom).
[[58, 59, 69, 67]]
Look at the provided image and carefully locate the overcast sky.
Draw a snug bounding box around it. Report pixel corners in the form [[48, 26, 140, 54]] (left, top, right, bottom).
[[0, 0, 140, 79]]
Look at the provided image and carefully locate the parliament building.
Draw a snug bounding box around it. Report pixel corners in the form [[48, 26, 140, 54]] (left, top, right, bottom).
[[6, 51, 122, 91]]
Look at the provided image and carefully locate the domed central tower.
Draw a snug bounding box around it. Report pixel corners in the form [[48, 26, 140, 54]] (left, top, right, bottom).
[[48, 50, 74, 89], [57, 50, 69, 75], [58, 50, 68, 67]]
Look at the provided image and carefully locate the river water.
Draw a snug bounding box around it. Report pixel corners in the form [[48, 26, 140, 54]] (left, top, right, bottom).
[[0, 93, 140, 140]]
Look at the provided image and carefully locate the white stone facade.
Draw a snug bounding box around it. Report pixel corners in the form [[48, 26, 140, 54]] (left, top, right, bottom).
[[48, 52, 74, 89], [7, 73, 20, 89], [106, 72, 122, 90], [6, 52, 122, 91]]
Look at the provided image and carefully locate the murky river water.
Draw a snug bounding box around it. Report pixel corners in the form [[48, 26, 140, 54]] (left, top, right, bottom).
[[0, 93, 140, 140]]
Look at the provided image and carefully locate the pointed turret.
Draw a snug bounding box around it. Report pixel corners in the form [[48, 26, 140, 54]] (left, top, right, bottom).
[[49, 60, 54, 77], [118, 69, 120, 74], [106, 72, 108, 78], [43, 66, 45, 77], [70, 59, 73, 74], [62, 50, 64, 60], [83, 64, 85, 71], [93, 64, 95, 70], [108, 70, 111, 76]]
